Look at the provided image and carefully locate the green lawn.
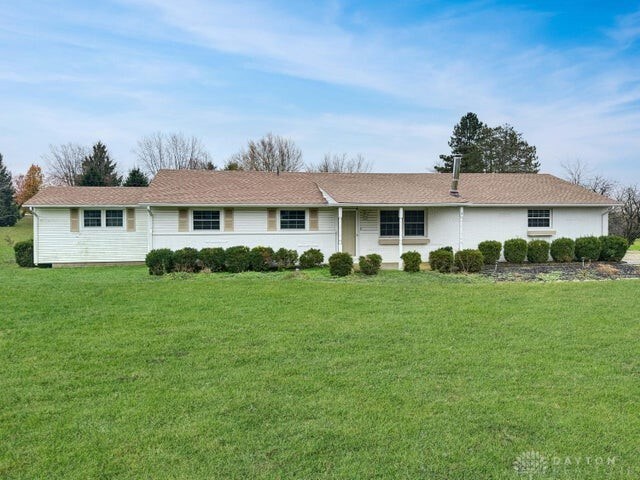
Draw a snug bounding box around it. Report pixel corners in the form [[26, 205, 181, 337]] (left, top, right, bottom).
[[0, 219, 638, 479], [629, 240, 640, 251]]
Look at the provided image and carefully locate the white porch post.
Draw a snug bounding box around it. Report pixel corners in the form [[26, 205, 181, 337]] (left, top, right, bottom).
[[398, 207, 404, 270], [147, 206, 154, 252], [338, 207, 343, 252], [458, 206, 464, 251]]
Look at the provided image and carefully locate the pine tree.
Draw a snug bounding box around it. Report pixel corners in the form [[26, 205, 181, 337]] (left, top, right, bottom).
[[435, 112, 490, 173], [123, 167, 149, 187], [14, 164, 44, 206], [77, 142, 121, 186], [0, 153, 20, 227]]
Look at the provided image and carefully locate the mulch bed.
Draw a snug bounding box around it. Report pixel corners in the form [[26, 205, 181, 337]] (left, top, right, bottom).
[[482, 261, 640, 282]]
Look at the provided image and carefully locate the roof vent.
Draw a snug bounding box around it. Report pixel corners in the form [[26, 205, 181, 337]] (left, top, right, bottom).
[[450, 154, 462, 196]]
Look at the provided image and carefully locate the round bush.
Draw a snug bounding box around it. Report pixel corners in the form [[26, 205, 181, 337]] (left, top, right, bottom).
[[550, 237, 575, 262], [428, 249, 453, 273], [358, 253, 382, 275], [299, 248, 324, 269], [173, 247, 201, 272], [477, 240, 501, 265], [599, 235, 628, 262], [329, 252, 353, 276], [199, 247, 226, 272], [454, 249, 484, 273], [249, 246, 275, 271], [527, 240, 550, 263], [145, 248, 174, 275], [273, 248, 298, 270], [503, 238, 527, 263], [575, 236, 602, 261], [14, 239, 34, 268], [400, 251, 421, 272], [225, 245, 251, 273]]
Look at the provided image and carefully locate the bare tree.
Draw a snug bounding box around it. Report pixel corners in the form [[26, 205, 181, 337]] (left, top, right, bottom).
[[135, 132, 213, 175], [610, 185, 640, 244], [307, 153, 372, 173], [562, 159, 617, 197], [229, 133, 303, 172], [43, 143, 89, 186]]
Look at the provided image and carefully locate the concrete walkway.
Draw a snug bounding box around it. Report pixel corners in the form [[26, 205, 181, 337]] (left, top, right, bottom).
[[623, 250, 640, 265]]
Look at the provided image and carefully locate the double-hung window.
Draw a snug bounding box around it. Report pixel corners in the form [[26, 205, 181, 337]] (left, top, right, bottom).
[[83, 210, 102, 227], [528, 209, 551, 228], [404, 210, 425, 236], [380, 210, 426, 236], [193, 210, 220, 230], [380, 210, 399, 236], [105, 210, 124, 227], [280, 210, 306, 229]]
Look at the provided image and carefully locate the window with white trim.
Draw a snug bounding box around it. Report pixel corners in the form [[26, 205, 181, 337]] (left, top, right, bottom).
[[193, 210, 220, 230], [83, 210, 102, 227], [280, 210, 306, 229], [105, 209, 124, 227], [528, 209, 551, 228]]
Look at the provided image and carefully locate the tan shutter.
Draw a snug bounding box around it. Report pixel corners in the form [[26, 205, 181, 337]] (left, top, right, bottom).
[[267, 209, 277, 231], [126, 208, 136, 232], [178, 209, 189, 232], [224, 208, 234, 232], [309, 208, 319, 231], [70, 208, 79, 232]]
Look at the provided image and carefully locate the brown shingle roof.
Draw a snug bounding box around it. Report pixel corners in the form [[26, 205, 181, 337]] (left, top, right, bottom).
[[25, 187, 147, 207]]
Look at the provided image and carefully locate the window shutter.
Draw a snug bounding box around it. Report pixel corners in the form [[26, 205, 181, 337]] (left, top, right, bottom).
[[309, 208, 319, 231], [70, 208, 79, 232], [224, 208, 234, 232], [267, 209, 277, 231], [178, 209, 189, 232], [126, 208, 136, 232]]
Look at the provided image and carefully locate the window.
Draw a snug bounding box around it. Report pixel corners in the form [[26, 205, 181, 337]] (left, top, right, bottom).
[[105, 209, 124, 227], [528, 209, 551, 228], [193, 210, 220, 230], [380, 210, 399, 236], [83, 210, 101, 227], [404, 210, 425, 236], [280, 210, 306, 229]]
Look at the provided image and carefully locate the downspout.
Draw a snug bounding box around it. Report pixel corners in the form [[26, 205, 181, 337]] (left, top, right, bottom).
[[458, 206, 464, 252], [29, 207, 39, 265], [398, 207, 404, 270], [146, 206, 154, 252], [338, 207, 343, 253]]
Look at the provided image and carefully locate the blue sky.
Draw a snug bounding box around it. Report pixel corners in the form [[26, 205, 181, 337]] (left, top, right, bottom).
[[1, 0, 640, 183]]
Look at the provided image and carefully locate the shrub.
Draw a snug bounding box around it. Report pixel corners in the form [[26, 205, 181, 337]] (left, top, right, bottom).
[[454, 249, 484, 273], [249, 246, 275, 271], [575, 236, 602, 261], [199, 247, 226, 272], [173, 247, 201, 272], [527, 240, 550, 263], [145, 248, 174, 275], [299, 248, 324, 269], [400, 251, 421, 272], [503, 238, 527, 263], [428, 249, 453, 273], [358, 253, 382, 275], [599, 235, 628, 262], [225, 245, 251, 273], [14, 239, 34, 268], [273, 248, 298, 270], [477, 240, 501, 265], [550, 237, 575, 263], [328, 252, 353, 276]]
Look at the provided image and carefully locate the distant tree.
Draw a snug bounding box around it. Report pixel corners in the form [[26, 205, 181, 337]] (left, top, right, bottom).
[[307, 153, 372, 173], [223, 160, 242, 171], [76, 142, 121, 186], [230, 133, 303, 172], [14, 164, 44, 206], [0, 153, 20, 227], [43, 143, 88, 186], [135, 132, 213, 175], [610, 185, 640, 244], [123, 167, 149, 187], [562, 159, 616, 196], [435, 112, 489, 173]]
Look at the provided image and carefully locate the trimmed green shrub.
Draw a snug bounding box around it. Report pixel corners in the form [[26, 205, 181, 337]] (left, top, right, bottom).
[[273, 248, 298, 270], [527, 240, 550, 263], [358, 253, 382, 275], [400, 251, 421, 272], [199, 247, 226, 272], [299, 248, 324, 269], [225, 246, 251, 273], [249, 246, 275, 271], [145, 248, 174, 275], [477, 240, 501, 265], [575, 236, 602, 261], [503, 238, 527, 263], [429, 249, 453, 273], [14, 239, 34, 267], [173, 247, 201, 272], [599, 235, 628, 262], [550, 237, 575, 262], [328, 252, 353, 276], [454, 249, 484, 273]]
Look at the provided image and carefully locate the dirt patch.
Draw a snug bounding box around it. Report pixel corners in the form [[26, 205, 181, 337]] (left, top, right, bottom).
[[482, 261, 640, 282]]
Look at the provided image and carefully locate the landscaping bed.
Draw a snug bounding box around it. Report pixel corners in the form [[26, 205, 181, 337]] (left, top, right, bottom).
[[483, 261, 640, 282]]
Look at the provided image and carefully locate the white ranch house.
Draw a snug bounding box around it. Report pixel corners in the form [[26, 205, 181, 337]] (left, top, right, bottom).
[[25, 170, 616, 268]]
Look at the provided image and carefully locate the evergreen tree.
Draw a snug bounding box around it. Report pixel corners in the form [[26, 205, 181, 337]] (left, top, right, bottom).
[[123, 167, 149, 187], [435, 112, 489, 173], [76, 142, 121, 186], [0, 153, 20, 227]]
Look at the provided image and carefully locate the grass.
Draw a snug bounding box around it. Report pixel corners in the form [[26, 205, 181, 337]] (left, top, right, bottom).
[[1, 218, 639, 479], [629, 240, 640, 251], [0, 214, 31, 264]]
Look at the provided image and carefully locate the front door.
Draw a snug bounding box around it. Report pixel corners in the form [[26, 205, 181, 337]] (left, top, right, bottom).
[[342, 210, 356, 256]]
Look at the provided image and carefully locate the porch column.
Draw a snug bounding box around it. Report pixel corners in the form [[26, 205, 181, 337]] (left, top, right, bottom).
[[338, 207, 343, 252], [398, 207, 404, 270], [458, 206, 464, 251]]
